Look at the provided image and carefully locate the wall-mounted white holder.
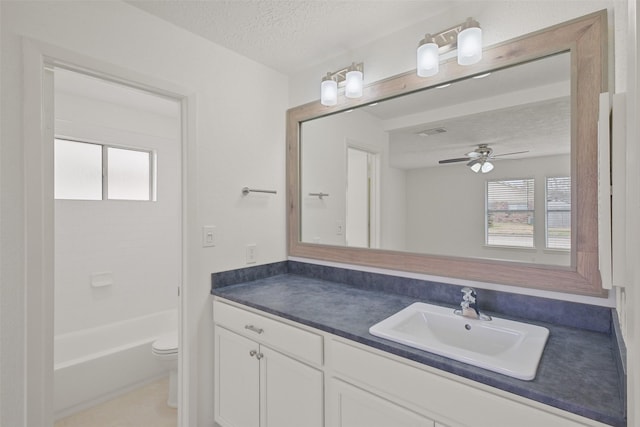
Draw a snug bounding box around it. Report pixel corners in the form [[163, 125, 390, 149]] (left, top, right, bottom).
[[91, 272, 114, 288]]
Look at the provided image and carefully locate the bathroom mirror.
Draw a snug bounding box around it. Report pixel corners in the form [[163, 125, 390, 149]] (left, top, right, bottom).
[[287, 11, 607, 296], [300, 53, 571, 267]]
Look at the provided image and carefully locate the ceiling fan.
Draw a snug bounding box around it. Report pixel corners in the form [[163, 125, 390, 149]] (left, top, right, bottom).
[[438, 144, 529, 173]]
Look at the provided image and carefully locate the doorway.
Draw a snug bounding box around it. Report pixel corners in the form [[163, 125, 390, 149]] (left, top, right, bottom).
[[346, 145, 379, 248], [51, 68, 182, 424], [23, 40, 194, 427]]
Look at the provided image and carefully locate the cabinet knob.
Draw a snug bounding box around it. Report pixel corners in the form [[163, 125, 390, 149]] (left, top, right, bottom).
[[249, 350, 257, 357], [245, 324, 264, 334], [256, 352, 264, 360]]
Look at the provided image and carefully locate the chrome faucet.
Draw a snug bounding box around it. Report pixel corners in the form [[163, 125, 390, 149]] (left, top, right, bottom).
[[454, 287, 492, 321]]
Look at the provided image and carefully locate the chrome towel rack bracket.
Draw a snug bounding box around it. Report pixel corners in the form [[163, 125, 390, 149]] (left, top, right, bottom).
[[242, 187, 277, 196]]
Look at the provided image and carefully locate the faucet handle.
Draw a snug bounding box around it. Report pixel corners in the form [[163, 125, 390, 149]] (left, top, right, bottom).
[[461, 287, 476, 303]]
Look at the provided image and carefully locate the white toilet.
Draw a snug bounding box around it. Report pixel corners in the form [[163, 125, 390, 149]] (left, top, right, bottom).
[[152, 332, 178, 408]]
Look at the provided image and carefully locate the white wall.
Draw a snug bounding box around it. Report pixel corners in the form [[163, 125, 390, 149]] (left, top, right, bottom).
[[54, 78, 181, 335], [406, 155, 571, 265], [301, 109, 406, 250], [0, 1, 288, 426]]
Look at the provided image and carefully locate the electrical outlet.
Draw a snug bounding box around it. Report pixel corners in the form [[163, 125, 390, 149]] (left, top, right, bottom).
[[336, 220, 344, 235], [246, 244, 257, 264], [202, 226, 216, 247]]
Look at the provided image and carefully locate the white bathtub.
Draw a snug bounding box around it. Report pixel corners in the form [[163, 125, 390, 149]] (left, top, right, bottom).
[[54, 309, 178, 419]]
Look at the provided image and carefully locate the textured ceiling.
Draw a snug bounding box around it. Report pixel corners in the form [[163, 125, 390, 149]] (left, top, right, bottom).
[[125, 0, 455, 75]]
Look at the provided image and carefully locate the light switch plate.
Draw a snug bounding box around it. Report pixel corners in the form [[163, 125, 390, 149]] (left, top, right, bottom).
[[202, 226, 216, 247]]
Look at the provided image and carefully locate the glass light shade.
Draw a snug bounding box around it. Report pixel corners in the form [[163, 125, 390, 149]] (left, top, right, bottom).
[[345, 70, 363, 98], [470, 162, 482, 173], [481, 161, 494, 173], [320, 79, 338, 106], [417, 42, 439, 77], [457, 26, 482, 65]]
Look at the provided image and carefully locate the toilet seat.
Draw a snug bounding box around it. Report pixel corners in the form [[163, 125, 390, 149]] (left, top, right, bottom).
[[152, 332, 178, 357]]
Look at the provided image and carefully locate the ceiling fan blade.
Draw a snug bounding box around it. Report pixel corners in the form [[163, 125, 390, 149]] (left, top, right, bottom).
[[491, 150, 530, 158], [438, 157, 470, 164]]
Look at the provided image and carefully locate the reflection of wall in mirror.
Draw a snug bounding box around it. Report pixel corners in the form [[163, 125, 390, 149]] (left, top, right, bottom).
[[301, 109, 406, 249], [406, 154, 570, 266]]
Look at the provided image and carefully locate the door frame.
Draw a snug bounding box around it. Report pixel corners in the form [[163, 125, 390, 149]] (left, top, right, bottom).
[[23, 38, 198, 426], [344, 141, 380, 249]]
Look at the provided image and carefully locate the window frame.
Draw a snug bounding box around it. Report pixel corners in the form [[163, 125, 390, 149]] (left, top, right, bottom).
[[485, 178, 536, 249], [544, 176, 571, 251], [54, 137, 156, 202]]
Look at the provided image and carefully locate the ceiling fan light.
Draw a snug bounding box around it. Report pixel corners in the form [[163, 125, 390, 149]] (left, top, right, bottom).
[[481, 161, 494, 173], [470, 161, 482, 173]]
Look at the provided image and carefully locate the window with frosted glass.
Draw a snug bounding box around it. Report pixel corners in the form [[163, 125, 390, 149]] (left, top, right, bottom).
[[546, 177, 571, 250], [54, 139, 103, 200], [486, 179, 535, 248], [107, 147, 151, 201], [54, 138, 153, 201]]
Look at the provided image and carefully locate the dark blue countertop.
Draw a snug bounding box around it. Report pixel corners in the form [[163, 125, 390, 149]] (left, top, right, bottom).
[[212, 273, 626, 427]]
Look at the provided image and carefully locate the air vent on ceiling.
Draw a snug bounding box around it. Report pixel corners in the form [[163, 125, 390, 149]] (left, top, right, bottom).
[[417, 127, 447, 137]]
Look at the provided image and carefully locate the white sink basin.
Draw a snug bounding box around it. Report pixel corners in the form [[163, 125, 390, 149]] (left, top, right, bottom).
[[369, 302, 549, 380]]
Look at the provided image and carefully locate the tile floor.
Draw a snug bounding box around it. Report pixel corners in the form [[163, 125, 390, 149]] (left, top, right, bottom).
[[55, 376, 177, 427]]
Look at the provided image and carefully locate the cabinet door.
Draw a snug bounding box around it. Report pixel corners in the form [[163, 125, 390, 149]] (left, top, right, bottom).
[[261, 346, 323, 427], [215, 327, 260, 427], [330, 379, 434, 427]]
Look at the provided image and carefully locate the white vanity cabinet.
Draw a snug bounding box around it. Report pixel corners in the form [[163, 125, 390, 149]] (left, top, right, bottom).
[[213, 298, 609, 427], [327, 338, 606, 427], [329, 378, 435, 427], [213, 300, 324, 427]]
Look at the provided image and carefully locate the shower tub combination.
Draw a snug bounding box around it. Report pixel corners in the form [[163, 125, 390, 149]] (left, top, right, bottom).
[[54, 309, 178, 419]]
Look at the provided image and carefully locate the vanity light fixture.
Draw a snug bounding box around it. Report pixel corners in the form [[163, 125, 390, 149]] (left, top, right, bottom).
[[345, 63, 364, 98], [417, 34, 439, 77], [416, 17, 482, 77], [320, 62, 364, 106], [457, 18, 483, 65], [320, 73, 338, 106]]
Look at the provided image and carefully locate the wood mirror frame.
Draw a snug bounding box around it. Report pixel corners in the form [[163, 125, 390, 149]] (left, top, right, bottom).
[[287, 10, 608, 296]]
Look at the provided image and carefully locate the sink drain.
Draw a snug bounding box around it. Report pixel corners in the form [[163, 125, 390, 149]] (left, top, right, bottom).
[[465, 324, 472, 331]]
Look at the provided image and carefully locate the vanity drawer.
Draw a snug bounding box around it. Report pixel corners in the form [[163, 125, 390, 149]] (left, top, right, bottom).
[[213, 299, 323, 366]]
